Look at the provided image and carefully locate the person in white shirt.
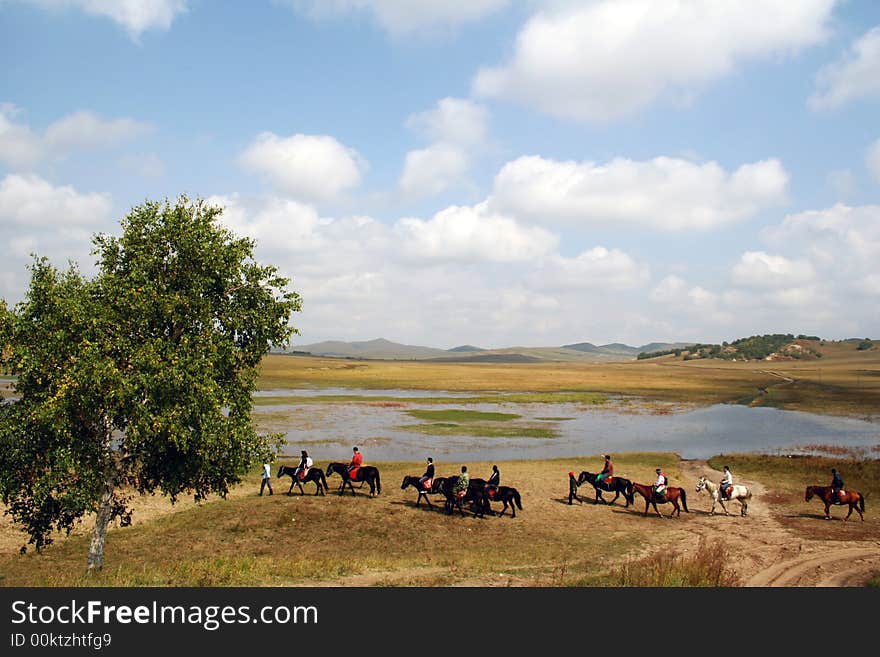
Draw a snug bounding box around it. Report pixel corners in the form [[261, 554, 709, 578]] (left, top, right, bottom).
[[294, 450, 313, 480], [719, 466, 733, 499], [653, 468, 667, 498], [260, 462, 273, 496]]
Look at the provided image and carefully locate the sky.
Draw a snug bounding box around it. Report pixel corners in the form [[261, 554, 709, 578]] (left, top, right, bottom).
[[1, 0, 879, 349]]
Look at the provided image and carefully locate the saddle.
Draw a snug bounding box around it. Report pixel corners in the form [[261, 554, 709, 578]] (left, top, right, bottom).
[[721, 484, 732, 499], [348, 467, 359, 480], [422, 478, 433, 491], [833, 490, 846, 504], [298, 468, 308, 480]]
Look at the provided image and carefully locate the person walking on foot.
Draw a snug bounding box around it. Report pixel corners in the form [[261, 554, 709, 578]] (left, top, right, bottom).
[[260, 462, 273, 496]]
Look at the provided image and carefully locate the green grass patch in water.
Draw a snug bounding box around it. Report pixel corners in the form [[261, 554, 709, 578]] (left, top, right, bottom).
[[397, 423, 558, 439], [404, 409, 520, 422]]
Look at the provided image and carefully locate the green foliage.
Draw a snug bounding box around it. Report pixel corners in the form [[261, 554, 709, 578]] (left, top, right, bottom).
[[857, 339, 874, 351], [0, 197, 301, 556]]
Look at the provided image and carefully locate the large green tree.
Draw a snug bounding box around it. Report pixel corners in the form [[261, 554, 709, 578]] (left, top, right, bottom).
[[0, 197, 301, 571]]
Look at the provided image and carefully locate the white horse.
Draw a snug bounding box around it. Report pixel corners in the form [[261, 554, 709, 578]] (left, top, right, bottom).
[[695, 476, 751, 516]]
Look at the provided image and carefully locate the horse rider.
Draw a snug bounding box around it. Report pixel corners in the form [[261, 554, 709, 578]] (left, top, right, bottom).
[[419, 457, 435, 491], [487, 464, 500, 499], [719, 465, 733, 500], [348, 446, 363, 479], [453, 465, 470, 500], [294, 450, 313, 481], [596, 454, 613, 486], [830, 468, 844, 503], [653, 468, 667, 499]]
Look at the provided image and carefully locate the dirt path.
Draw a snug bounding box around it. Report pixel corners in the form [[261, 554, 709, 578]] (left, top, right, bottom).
[[680, 460, 880, 587]]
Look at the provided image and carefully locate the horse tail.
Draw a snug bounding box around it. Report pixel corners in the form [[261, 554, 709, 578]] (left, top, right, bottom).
[[859, 493, 865, 513], [514, 489, 523, 510], [680, 488, 689, 513], [375, 469, 381, 495], [319, 469, 328, 490]]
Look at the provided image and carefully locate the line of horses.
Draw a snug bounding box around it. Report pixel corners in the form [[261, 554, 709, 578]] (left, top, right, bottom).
[[277, 462, 865, 523], [567, 469, 865, 521]]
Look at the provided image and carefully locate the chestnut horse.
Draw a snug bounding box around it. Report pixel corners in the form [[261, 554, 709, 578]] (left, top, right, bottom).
[[805, 485, 865, 521], [631, 481, 689, 518]]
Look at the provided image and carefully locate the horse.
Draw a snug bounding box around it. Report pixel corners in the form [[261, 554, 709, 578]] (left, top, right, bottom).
[[805, 485, 865, 521], [483, 485, 523, 518], [575, 470, 634, 507], [439, 476, 487, 518], [695, 476, 751, 516], [325, 462, 382, 497], [631, 481, 689, 518], [401, 475, 448, 509], [277, 464, 328, 496]]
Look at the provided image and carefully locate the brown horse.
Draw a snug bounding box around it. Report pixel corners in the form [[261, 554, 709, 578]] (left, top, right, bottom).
[[805, 485, 865, 521], [631, 481, 689, 518]]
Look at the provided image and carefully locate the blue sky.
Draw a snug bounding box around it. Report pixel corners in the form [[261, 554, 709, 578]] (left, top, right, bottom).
[[2, 0, 879, 348]]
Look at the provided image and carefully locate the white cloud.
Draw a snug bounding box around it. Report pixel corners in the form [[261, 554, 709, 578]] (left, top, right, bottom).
[[0, 105, 152, 168], [396, 201, 557, 263], [286, 0, 509, 36], [532, 247, 649, 290], [732, 251, 815, 289], [44, 111, 152, 151], [491, 155, 789, 230], [474, 0, 836, 121], [239, 132, 367, 200], [867, 138, 880, 184], [810, 26, 880, 110], [399, 98, 489, 199], [21, 1, 188, 39], [405, 97, 488, 146], [0, 174, 112, 227], [399, 143, 469, 197]]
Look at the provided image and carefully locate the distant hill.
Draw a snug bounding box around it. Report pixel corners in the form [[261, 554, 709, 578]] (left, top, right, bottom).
[[637, 334, 826, 362], [293, 338, 702, 362], [294, 338, 449, 359]]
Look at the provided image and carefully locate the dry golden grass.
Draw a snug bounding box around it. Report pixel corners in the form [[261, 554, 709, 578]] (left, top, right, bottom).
[[259, 342, 880, 418]]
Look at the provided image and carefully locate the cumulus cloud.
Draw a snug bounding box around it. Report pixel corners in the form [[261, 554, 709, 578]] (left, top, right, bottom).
[[399, 143, 469, 197], [239, 132, 367, 201], [0, 105, 152, 168], [810, 26, 880, 110], [399, 98, 489, 199], [531, 247, 649, 290], [395, 201, 558, 263], [0, 174, 112, 227], [19, 0, 188, 40], [474, 0, 835, 121], [732, 251, 815, 289], [490, 155, 789, 230], [406, 97, 488, 146], [285, 0, 509, 36]]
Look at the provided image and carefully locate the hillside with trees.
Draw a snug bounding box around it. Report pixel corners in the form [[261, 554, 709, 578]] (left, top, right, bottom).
[[638, 334, 824, 362]]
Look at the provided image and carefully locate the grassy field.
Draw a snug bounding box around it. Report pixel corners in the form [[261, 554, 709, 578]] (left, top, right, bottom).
[[258, 341, 880, 418], [2, 452, 878, 587]]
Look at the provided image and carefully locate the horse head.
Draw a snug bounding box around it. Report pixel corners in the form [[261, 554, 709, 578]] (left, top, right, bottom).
[[401, 475, 414, 490], [277, 465, 285, 479], [577, 471, 593, 486], [805, 486, 814, 502], [695, 476, 706, 492]]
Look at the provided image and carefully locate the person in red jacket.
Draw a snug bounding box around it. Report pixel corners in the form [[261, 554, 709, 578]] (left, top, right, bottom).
[[348, 446, 363, 480], [596, 454, 614, 485]]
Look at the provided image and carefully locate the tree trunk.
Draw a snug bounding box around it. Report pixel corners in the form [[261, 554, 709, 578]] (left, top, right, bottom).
[[86, 476, 115, 573]]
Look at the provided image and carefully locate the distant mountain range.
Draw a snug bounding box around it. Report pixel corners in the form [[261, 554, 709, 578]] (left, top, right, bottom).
[[288, 338, 696, 362]]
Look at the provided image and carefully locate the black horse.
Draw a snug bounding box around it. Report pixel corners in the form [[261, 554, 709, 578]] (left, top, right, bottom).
[[439, 477, 487, 518], [484, 485, 523, 518], [401, 475, 448, 509], [325, 462, 382, 497], [277, 464, 328, 496], [572, 470, 634, 507]]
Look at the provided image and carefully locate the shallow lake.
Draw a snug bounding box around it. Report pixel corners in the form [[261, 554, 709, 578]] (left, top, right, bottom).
[[255, 389, 880, 463]]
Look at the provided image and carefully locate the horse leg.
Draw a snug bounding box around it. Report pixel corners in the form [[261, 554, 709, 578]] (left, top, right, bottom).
[[845, 504, 853, 521], [824, 502, 831, 520], [287, 480, 294, 495]]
